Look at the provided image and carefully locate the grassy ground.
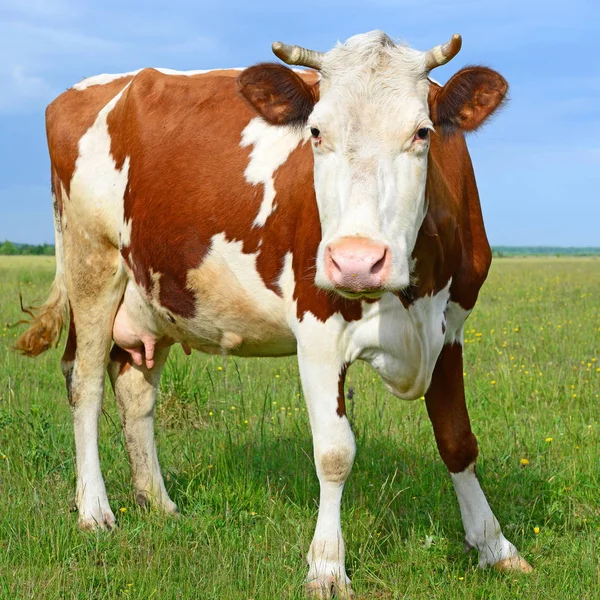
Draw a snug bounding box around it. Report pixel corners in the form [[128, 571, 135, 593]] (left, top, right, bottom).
[[0, 256, 598, 599]]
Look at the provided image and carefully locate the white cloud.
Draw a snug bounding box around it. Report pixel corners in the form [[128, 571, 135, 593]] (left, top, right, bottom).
[[0, 4, 222, 115], [0, 66, 58, 115], [0, 0, 77, 20]]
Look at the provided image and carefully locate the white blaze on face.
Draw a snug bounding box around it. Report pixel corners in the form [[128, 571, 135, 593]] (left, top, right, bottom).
[[241, 117, 308, 227], [310, 31, 433, 291]]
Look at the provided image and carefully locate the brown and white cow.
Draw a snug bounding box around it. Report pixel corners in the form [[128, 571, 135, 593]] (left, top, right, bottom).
[[17, 31, 531, 597]]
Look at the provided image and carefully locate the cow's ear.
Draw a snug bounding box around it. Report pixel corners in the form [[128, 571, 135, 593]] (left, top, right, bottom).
[[238, 63, 317, 126], [431, 66, 508, 133]]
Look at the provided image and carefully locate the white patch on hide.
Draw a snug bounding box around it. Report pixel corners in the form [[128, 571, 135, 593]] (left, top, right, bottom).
[[444, 300, 471, 345], [121, 217, 133, 249], [240, 117, 307, 227], [337, 282, 451, 399], [70, 86, 131, 246], [451, 464, 519, 567]]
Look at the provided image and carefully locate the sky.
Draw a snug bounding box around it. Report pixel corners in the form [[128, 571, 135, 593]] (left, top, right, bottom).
[[0, 0, 598, 246]]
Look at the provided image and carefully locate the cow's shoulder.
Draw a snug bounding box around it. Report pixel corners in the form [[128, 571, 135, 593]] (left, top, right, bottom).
[[414, 81, 491, 309]]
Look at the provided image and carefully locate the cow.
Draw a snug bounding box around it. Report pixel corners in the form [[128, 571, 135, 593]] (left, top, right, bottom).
[[16, 30, 531, 598]]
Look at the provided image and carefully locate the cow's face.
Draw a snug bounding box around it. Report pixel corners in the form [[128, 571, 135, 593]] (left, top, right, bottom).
[[239, 31, 508, 298]]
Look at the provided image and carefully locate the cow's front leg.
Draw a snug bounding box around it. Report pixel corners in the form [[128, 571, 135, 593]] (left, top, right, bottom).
[[297, 341, 355, 599], [425, 343, 532, 572]]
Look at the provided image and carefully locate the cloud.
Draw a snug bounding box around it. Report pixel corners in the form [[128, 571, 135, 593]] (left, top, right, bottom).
[[0, 3, 223, 115], [0, 19, 126, 114], [0, 66, 58, 115], [0, 0, 77, 20]]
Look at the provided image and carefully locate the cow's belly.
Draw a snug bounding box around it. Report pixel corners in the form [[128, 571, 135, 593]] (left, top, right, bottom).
[[349, 286, 452, 400], [113, 236, 297, 362]]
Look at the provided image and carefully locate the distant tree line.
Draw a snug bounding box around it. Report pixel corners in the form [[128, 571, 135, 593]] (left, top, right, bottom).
[[0, 241, 55, 255], [492, 246, 600, 257], [1, 241, 599, 257]]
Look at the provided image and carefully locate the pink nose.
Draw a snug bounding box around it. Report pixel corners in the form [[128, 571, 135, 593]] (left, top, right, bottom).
[[325, 237, 391, 292]]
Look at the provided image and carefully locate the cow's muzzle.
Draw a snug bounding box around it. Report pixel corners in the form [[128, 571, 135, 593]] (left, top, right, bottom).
[[325, 237, 391, 296]]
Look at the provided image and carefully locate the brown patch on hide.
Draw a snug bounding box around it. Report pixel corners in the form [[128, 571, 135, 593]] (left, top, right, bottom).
[[425, 343, 478, 473]]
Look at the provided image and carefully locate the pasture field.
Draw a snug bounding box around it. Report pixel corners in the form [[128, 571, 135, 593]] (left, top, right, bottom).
[[0, 256, 598, 599]]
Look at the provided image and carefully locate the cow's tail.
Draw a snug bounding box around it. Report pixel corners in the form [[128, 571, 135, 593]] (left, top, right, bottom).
[[14, 197, 69, 357]]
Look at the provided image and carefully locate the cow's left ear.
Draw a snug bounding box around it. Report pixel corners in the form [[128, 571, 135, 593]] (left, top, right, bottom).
[[238, 63, 317, 127], [431, 66, 508, 133]]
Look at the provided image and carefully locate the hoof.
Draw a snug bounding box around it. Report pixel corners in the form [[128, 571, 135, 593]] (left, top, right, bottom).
[[78, 512, 117, 532], [135, 492, 179, 516], [493, 555, 533, 573], [306, 579, 354, 599], [162, 499, 180, 516]]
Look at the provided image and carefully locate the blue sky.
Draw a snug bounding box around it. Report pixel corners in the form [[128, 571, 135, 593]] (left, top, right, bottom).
[[1, 0, 598, 246]]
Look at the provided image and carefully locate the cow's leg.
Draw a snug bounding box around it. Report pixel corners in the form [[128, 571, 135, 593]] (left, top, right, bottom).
[[107, 344, 177, 514], [61, 267, 124, 530], [297, 339, 355, 599], [425, 343, 532, 571]]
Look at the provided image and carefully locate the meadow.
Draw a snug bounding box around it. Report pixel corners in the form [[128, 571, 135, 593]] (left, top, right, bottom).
[[0, 255, 598, 599]]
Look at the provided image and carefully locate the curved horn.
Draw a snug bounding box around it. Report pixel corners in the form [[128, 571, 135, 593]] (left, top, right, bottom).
[[424, 34, 462, 70], [272, 41, 324, 70]]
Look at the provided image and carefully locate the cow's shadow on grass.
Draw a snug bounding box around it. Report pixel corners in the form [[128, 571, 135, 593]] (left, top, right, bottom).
[[163, 430, 552, 561]]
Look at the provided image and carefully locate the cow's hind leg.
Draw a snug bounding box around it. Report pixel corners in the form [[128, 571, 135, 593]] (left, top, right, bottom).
[[425, 343, 532, 572], [107, 345, 177, 514], [61, 253, 125, 530]]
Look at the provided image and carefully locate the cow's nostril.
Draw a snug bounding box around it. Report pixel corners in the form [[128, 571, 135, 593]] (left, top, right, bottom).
[[330, 255, 341, 273], [370, 250, 387, 275]]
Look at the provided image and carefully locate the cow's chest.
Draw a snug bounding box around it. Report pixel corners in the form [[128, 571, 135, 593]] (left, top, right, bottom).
[[345, 286, 452, 400]]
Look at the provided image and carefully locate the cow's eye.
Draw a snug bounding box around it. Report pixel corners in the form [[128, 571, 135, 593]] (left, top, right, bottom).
[[415, 127, 430, 141], [310, 127, 321, 138]]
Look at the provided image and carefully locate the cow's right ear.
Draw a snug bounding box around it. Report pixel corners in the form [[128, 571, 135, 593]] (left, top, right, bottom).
[[238, 63, 317, 127]]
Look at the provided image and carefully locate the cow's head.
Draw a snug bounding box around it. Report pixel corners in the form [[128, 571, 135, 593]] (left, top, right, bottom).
[[239, 31, 507, 298]]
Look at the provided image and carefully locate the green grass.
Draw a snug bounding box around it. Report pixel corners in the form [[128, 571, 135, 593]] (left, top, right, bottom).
[[0, 256, 598, 599]]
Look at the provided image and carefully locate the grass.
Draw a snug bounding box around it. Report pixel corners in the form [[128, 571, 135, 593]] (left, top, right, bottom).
[[0, 255, 598, 599]]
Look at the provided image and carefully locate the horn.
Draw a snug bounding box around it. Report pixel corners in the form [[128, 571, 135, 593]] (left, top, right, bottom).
[[424, 34, 462, 70], [272, 41, 324, 70]]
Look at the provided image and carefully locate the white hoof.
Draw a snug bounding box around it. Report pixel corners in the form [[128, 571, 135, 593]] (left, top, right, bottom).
[[493, 555, 533, 573], [134, 490, 179, 515], [306, 562, 353, 599], [78, 509, 117, 531]]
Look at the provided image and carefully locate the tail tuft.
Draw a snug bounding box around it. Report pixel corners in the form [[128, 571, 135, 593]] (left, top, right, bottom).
[[14, 281, 68, 357]]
